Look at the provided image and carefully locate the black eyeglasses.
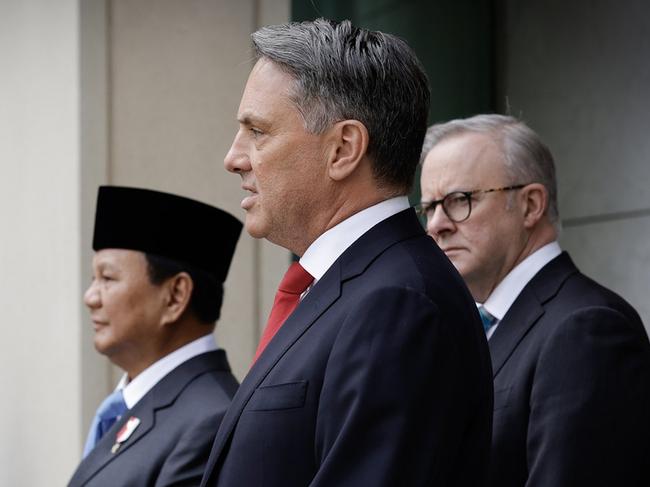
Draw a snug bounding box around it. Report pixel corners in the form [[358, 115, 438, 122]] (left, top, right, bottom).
[[416, 184, 528, 223]]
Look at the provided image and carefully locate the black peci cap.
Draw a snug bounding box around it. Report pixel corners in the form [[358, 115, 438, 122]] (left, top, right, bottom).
[[92, 186, 242, 282]]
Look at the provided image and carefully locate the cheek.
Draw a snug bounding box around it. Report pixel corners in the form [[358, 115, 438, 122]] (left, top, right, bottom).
[[452, 225, 495, 268], [470, 220, 518, 267], [456, 223, 487, 251], [106, 288, 148, 323], [252, 166, 281, 206], [259, 170, 294, 210]]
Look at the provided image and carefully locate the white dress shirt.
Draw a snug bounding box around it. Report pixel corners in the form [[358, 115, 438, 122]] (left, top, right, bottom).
[[481, 241, 562, 339], [116, 333, 218, 408], [299, 196, 410, 286]]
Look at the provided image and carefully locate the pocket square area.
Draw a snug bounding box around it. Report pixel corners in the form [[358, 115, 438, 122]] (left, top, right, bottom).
[[248, 381, 308, 411], [493, 386, 512, 411]]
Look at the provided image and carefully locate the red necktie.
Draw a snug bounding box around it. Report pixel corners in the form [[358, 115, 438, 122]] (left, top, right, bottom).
[[252, 262, 314, 363]]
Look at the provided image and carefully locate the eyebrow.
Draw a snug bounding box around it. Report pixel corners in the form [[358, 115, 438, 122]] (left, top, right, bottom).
[[94, 260, 118, 272], [237, 114, 253, 125], [420, 189, 473, 203], [237, 113, 264, 126]]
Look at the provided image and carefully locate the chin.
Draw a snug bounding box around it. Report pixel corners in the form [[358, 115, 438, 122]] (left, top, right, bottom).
[[93, 339, 108, 356], [244, 215, 269, 239], [93, 332, 112, 356]]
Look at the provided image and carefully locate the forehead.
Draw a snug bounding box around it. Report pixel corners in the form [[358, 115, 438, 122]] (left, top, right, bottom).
[[421, 132, 506, 195], [237, 59, 301, 123], [92, 248, 147, 272]]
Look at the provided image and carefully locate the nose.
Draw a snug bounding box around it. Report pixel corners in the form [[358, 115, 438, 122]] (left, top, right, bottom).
[[426, 205, 456, 241], [224, 130, 252, 174], [84, 280, 100, 309]]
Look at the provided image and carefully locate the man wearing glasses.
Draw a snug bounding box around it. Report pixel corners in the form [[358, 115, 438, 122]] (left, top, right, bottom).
[[419, 114, 650, 487]]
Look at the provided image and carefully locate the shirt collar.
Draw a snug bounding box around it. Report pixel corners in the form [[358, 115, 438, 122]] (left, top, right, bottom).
[[299, 196, 410, 282], [480, 241, 562, 321], [117, 333, 218, 408]]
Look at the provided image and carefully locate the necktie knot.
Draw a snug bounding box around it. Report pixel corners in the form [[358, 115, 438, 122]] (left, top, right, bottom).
[[478, 306, 496, 333], [278, 262, 314, 295], [97, 389, 128, 421]]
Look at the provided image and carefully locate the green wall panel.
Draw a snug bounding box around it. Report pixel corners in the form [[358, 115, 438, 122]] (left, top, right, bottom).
[[293, 0, 494, 122]]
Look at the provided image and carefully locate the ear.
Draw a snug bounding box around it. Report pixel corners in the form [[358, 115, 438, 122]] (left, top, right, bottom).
[[160, 272, 193, 326], [326, 120, 369, 182], [520, 183, 548, 229]]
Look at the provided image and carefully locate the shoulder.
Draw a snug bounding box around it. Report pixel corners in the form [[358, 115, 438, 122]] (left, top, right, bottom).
[[496, 256, 648, 373], [511, 252, 642, 334], [362, 233, 470, 297], [133, 367, 235, 454], [525, 267, 650, 372], [543, 268, 643, 334], [171, 359, 238, 408], [146, 352, 238, 421], [332, 237, 484, 354]]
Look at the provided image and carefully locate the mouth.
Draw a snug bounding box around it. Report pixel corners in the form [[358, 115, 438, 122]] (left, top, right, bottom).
[[241, 185, 258, 210], [92, 319, 107, 330]]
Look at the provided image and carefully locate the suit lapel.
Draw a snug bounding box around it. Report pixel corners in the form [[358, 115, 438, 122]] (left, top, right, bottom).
[[202, 261, 343, 479], [489, 252, 578, 377], [69, 397, 156, 486], [489, 292, 544, 377], [70, 351, 230, 486], [202, 209, 425, 482]]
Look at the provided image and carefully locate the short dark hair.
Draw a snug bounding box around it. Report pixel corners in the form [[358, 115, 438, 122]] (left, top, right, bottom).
[[144, 253, 223, 324], [251, 18, 430, 194]]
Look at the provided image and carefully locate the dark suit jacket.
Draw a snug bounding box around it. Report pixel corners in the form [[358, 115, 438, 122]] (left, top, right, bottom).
[[68, 350, 238, 487], [200, 209, 493, 487], [488, 252, 650, 487]]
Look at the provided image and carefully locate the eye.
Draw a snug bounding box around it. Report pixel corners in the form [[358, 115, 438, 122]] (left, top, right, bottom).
[[249, 127, 263, 138], [447, 192, 470, 205], [424, 202, 438, 216]]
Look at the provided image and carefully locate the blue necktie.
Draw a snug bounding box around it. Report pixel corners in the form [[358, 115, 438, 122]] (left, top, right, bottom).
[[478, 306, 496, 333], [82, 390, 128, 458]]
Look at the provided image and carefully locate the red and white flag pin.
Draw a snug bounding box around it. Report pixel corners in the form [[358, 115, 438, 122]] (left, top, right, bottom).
[[111, 416, 141, 454]]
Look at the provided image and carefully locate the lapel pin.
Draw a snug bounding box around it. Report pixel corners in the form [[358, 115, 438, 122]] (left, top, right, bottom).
[[111, 416, 141, 454]]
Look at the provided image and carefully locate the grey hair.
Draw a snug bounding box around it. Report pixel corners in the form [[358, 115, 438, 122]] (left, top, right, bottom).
[[251, 18, 430, 194], [420, 114, 559, 223]]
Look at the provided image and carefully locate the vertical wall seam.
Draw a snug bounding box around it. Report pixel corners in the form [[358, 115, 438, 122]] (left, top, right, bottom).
[[106, 0, 113, 184]]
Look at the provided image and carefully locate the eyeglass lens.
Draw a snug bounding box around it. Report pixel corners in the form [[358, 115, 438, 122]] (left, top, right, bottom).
[[442, 192, 471, 222]]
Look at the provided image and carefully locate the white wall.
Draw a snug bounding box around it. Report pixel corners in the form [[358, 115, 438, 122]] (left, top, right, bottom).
[[498, 0, 650, 332], [0, 1, 86, 484]]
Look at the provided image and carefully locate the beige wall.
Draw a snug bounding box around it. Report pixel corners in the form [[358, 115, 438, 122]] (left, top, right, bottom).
[[0, 0, 290, 484], [0, 1, 84, 484]]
